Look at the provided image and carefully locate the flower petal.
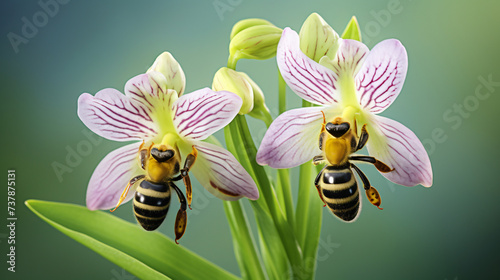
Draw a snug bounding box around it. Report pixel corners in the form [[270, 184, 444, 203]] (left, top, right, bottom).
[[86, 142, 143, 210], [355, 39, 408, 114], [277, 27, 341, 106], [78, 89, 158, 142], [124, 72, 178, 117], [319, 38, 369, 77], [172, 88, 242, 141], [181, 141, 259, 200], [257, 106, 341, 168], [147, 52, 186, 96], [366, 115, 432, 187]]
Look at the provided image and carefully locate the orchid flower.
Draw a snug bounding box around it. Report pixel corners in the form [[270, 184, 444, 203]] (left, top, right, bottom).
[[78, 52, 259, 211], [257, 28, 432, 187]]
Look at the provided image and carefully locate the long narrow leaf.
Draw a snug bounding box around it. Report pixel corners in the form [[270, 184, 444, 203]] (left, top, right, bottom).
[[26, 200, 240, 280]]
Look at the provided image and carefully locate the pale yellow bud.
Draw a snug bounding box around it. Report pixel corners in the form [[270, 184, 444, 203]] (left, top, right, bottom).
[[230, 18, 275, 40], [147, 52, 186, 96], [299, 13, 340, 62], [212, 67, 254, 114], [241, 72, 272, 127], [229, 25, 283, 64]]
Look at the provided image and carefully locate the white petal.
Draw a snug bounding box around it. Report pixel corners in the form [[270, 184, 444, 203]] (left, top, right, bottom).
[[320, 38, 369, 77], [277, 27, 341, 106], [124, 72, 178, 118], [366, 115, 433, 187], [86, 142, 143, 210], [257, 106, 340, 168], [181, 141, 259, 200], [147, 52, 186, 96], [355, 39, 408, 114], [172, 88, 241, 141], [78, 89, 158, 142]]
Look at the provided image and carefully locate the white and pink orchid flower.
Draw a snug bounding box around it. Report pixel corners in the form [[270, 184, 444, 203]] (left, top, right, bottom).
[[257, 28, 432, 187], [78, 52, 259, 211]]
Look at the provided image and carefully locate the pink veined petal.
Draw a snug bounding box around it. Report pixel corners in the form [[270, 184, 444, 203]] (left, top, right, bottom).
[[172, 88, 242, 141], [78, 89, 158, 142], [356, 39, 408, 114], [320, 38, 369, 78], [257, 106, 340, 168], [277, 27, 341, 106], [183, 141, 259, 200], [86, 142, 143, 210], [124, 72, 178, 116], [366, 115, 432, 187]]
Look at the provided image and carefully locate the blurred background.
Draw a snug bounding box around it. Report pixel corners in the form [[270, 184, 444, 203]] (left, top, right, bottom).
[[1, 0, 499, 279]]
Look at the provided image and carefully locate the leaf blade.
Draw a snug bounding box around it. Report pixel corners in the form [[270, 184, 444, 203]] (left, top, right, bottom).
[[26, 200, 240, 280]]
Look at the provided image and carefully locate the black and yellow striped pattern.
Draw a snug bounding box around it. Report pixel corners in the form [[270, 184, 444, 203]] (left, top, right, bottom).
[[133, 180, 171, 231], [320, 165, 360, 222]]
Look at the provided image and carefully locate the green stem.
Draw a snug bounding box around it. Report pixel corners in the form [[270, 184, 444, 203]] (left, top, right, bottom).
[[277, 169, 294, 227], [227, 54, 239, 69], [223, 125, 267, 280], [278, 71, 287, 114], [276, 69, 295, 228], [295, 100, 313, 249], [223, 200, 267, 280], [294, 99, 325, 280], [300, 165, 325, 280], [233, 115, 303, 277], [295, 160, 313, 249], [248, 109, 273, 127]]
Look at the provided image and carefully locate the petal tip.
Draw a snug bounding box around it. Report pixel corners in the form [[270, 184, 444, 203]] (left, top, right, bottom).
[[246, 187, 260, 200]]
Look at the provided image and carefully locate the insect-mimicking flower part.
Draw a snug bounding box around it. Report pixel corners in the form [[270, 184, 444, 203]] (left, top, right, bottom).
[[78, 52, 259, 210], [256, 28, 432, 187]]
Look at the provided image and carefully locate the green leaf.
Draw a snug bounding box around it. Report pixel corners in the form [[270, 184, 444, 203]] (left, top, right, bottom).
[[25, 200, 239, 280], [251, 200, 288, 280], [341, 16, 362, 41], [223, 200, 267, 280]]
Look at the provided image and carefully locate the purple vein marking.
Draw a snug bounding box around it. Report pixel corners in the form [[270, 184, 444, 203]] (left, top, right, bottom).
[[197, 145, 247, 182], [91, 99, 156, 135], [281, 43, 337, 104]]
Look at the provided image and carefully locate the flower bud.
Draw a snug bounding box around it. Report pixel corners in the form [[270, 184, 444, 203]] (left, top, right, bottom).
[[299, 13, 340, 62], [212, 67, 254, 114], [240, 72, 272, 126], [229, 25, 283, 64], [147, 52, 186, 96], [230, 18, 275, 40]]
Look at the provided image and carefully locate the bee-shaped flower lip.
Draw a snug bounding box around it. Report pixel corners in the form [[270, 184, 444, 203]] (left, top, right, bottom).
[[78, 52, 259, 211], [257, 28, 432, 188]]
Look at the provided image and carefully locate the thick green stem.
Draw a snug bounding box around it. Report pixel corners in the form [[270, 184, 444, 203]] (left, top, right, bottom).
[[278, 71, 287, 114], [277, 169, 294, 227], [295, 100, 313, 249], [294, 99, 325, 280], [223, 125, 267, 280], [295, 161, 313, 249], [233, 115, 303, 278], [224, 200, 268, 280], [300, 165, 324, 280], [276, 70, 295, 227]]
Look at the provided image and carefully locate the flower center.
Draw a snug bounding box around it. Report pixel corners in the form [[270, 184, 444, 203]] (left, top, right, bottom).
[[339, 74, 360, 110]]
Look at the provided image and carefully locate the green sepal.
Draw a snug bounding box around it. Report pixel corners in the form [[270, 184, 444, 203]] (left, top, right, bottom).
[[341, 16, 362, 41]]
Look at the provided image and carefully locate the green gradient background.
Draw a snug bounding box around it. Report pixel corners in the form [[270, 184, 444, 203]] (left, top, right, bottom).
[[1, 0, 500, 279]]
